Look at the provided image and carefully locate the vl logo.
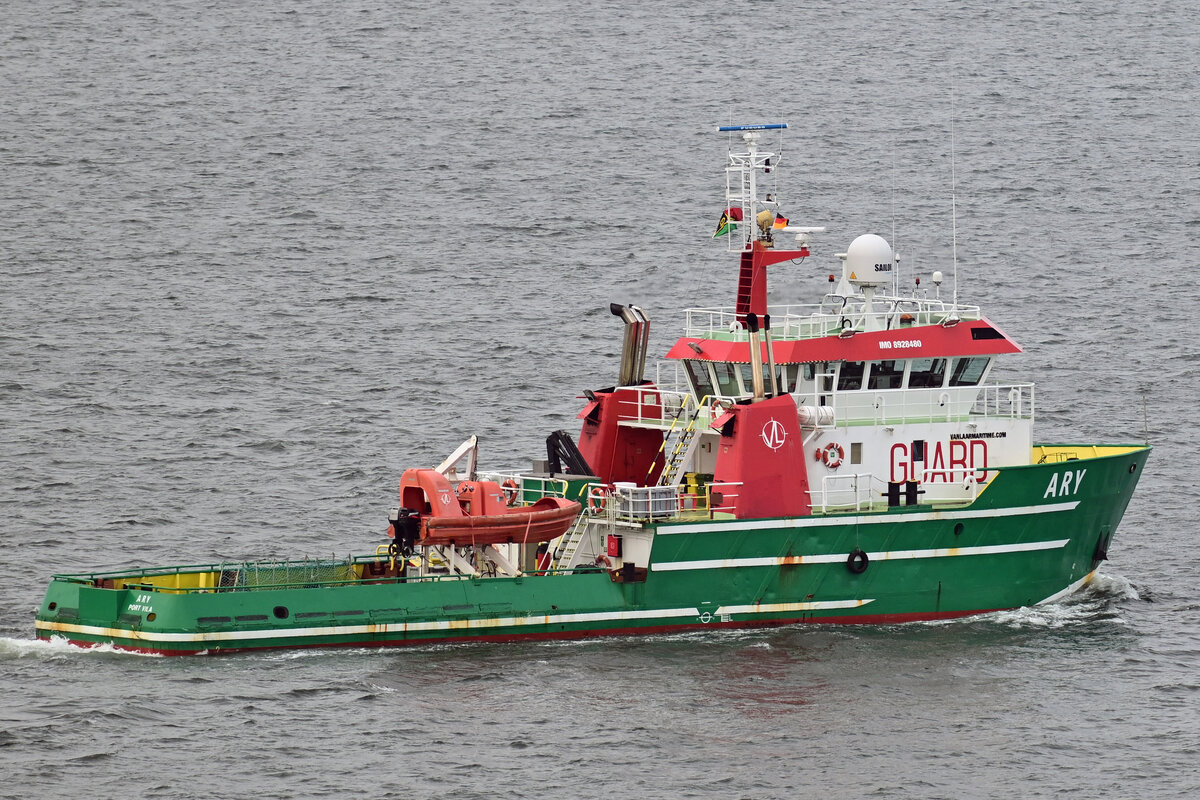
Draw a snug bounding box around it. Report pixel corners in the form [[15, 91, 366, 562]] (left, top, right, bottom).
[[761, 418, 787, 451]]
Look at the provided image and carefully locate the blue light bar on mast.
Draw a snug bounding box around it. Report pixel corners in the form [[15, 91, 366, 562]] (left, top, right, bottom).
[[716, 123, 788, 132]]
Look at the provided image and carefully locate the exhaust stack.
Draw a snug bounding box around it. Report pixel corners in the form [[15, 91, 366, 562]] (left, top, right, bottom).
[[763, 313, 779, 396], [610, 303, 651, 386], [745, 313, 765, 402]]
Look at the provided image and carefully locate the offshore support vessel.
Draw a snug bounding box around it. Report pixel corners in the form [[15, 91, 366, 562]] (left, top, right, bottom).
[[35, 124, 1150, 655]]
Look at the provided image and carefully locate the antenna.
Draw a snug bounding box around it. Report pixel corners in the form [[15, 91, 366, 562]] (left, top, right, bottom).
[[890, 151, 898, 297], [1142, 392, 1149, 443], [950, 94, 959, 310]]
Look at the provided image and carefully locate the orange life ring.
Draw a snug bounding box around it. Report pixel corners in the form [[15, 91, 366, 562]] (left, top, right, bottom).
[[501, 479, 520, 506], [587, 485, 610, 514], [822, 442, 845, 469], [594, 555, 613, 569]]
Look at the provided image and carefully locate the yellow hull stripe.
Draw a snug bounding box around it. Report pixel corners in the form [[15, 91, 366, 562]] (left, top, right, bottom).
[[34, 598, 876, 645]]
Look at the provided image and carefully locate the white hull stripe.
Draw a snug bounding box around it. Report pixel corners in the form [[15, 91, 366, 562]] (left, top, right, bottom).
[[657, 501, 1081, 536], [33, 599, 872, 645], [653, 538, 1071, 572]]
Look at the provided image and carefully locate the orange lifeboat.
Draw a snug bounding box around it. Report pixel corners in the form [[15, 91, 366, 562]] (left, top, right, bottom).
[[394, 468, 581, 547]]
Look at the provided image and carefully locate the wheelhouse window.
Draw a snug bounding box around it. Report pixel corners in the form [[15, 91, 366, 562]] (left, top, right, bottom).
[[837, 361, 864, 391], [779, 364, 801, 393], [802, 362, 833, 393], [907, 357, 948, 388], [949, 356, 990, 386], [867, 359, 904, 390], [712, 362, 741, 396], [736, 362, 786, 394], [683, 360, 715, 399]]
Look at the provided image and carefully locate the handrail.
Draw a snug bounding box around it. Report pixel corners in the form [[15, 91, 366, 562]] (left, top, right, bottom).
[[106, 567, 602, 595], [798, 383, 1035, 427], [706, 480, 742, 516], [616, 389, 735, 428], [809, 465, 983, 513], [477, 472, 570, 501], [50, 556, 359, 583], [684, 299, 984, 341], [809, 472, 878, 512]]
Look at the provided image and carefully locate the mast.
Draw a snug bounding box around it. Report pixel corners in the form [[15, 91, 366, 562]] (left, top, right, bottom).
[[715, 124, 815, 324]]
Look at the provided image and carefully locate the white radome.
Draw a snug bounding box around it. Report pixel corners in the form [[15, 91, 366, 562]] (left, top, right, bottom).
[[844, 233, 894, 288]]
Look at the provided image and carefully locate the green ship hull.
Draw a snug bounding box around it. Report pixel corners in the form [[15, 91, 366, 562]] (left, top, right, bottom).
[[35, 445, 1149, 655], [33, 127, 1153, 656]]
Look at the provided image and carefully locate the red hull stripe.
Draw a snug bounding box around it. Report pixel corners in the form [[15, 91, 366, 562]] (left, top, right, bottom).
[[37, 608, 1005, 656], [665, 319, 1020, 363]]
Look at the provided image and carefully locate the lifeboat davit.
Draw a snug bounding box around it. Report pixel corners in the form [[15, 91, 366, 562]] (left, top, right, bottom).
[[395, 468, 582, 547]]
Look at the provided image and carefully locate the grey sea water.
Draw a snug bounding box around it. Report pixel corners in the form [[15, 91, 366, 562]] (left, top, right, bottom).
[[2, 1, 1197, 797]]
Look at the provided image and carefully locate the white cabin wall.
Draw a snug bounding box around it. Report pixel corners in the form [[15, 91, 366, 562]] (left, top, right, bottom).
[[807, 417, 1032, 490]]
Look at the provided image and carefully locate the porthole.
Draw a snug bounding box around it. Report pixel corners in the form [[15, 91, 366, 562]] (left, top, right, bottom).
[[147, 613, 157, 622], [273, 606, 290, 619], [48, 602, 57, 611], [1128, 464, 1137, 474]]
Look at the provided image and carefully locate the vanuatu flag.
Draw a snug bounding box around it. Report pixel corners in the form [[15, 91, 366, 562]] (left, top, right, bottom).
[[713, 207, 743, 237]]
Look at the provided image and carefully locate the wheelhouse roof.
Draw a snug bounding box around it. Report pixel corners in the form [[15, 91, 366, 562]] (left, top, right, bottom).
[[665, 319, 1021, 364]]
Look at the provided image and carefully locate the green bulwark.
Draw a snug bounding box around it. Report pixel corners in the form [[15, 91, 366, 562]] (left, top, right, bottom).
[[35, 445, 1150, 655]]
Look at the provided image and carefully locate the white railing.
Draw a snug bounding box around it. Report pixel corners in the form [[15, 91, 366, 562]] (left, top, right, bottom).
[[972, 383, 1035, 420], [581, 480, 742, 522], [653, 360, 692, 394], [809, 466, 983, 513], [793, 382, 1034, 426], [614, 387, 736, 429], [810, 473, 878, 512], [683, 298, 984, 341], [612, 484, 680, 520], [618, 376, 1033, 437], [914, 468, 983, 506]]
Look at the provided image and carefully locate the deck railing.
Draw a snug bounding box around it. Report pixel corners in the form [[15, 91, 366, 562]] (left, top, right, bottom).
[[807, 467, 983, 513], [682, 299, 984, 341], [616, 380, 1034, 429]]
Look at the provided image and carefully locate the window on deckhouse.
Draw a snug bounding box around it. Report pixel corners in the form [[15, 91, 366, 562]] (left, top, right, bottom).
[[736, 362, 779, 395], [711, 362, 741, 397], [949, 357, 990, 386], [868, 359, 904, 389], [837, 361, 864, 391], [801, 362, 833, 394], [683, 360, 715, 399], [907, 358, 948, 388], [780, 364, 801, 393]]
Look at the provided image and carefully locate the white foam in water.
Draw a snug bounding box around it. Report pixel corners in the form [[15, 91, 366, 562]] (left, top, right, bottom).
[[911, 571, 1139, 630], [987, 571, 1138, 629], [0, 635, 162, 659]]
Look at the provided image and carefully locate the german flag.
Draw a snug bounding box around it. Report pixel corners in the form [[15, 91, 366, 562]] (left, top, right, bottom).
[[773, 214, 789, 229]]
